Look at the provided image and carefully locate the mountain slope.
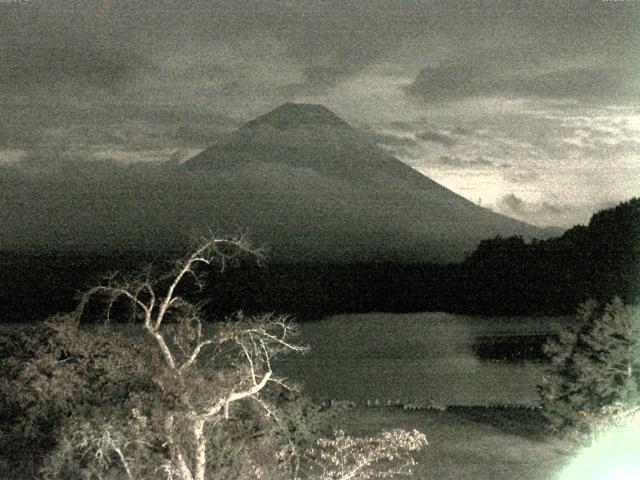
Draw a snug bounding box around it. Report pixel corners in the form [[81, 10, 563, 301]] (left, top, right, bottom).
[[183, 103, 553, 262], [0, 103, 556, 262]]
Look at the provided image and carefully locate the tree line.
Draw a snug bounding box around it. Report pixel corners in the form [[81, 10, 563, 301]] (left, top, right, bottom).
[[1, 198, 638, 322]]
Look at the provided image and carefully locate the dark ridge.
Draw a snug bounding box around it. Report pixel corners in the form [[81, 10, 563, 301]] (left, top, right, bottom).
[[239, 102, 352, 131]]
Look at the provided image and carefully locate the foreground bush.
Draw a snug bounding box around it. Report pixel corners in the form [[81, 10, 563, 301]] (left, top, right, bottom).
[[302, 429, 428, 480], [0, 316, 156, 476], [538, 298, 640, 437], [2, 236, 428, 479]]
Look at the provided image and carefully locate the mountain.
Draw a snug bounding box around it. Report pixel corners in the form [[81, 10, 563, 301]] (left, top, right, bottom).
[[183, 103, 554, 262], [238, 102, 351, 130], [0, 102, 556, 262]]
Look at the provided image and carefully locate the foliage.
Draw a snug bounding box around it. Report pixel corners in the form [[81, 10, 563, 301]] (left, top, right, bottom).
[[581, 401, 640, 446], [0, 315, 155, 465], [538, 298, 640, 437], [1, 236, 428, 479], [462, 198, 640, 314], [303, 429, 428, 480]]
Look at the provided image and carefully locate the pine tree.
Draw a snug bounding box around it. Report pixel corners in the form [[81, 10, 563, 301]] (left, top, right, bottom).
[[539, 297, 640, 435]]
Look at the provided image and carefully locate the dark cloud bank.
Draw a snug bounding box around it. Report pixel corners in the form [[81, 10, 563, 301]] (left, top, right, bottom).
[[2, 0, 637, 109]]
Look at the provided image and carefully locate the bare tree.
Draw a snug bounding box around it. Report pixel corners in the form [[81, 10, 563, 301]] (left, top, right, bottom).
[[76, 235, 306, 480], [29, 234, 429, 479]]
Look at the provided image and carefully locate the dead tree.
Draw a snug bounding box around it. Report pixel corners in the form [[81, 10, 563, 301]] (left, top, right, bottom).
[[77, 235, 306, 480]]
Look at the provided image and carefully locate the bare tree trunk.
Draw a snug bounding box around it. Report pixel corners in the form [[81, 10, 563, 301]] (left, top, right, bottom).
[[165, 415, 194, 480], [193, 417, 207, 480]]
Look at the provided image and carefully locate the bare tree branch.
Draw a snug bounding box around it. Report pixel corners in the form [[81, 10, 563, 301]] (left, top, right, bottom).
[[70, 234, 305, 480], [179, 340, 215, 373]]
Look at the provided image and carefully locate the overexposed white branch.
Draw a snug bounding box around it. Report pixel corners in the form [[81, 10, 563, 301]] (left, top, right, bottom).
[[245, 328, 306, 353], [201, 370, 273, 420], [239, 342, 258, 385], [179, 340, 215, 373], [164, 415, 194, 480]]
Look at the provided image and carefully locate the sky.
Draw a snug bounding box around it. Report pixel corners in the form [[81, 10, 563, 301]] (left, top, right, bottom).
[[1, 0, 639, 228]]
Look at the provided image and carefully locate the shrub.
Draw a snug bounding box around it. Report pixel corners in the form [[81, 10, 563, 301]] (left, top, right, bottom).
[[302, 429, 428, 480], [538, 297, 640, 437], [2, 236, 428, 480], [0, 316, 156, 475]]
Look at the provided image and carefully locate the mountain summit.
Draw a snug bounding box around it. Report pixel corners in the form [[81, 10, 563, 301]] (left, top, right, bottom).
[[186, 102, 371, 176], [240, 102, 351, 131], [183, 103, 553, 262]]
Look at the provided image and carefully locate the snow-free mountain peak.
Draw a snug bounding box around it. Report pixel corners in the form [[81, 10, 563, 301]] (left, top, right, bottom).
[[181, 103, 554, 262], [240, 102, 351, 131], [0, 103, 557, 261]]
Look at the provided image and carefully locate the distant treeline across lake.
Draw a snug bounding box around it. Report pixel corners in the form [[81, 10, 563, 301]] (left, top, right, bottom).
[[1, 198, 638, 322]]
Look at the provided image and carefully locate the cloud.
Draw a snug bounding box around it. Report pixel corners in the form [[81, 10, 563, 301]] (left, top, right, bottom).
[[0, 46, 149, 91], [4, 0, 636, 108], [498, 193, 526, 214], [371, 132, 418, 149], [495, 193, 596, 227], [540, 202, 567, 215], [0, 98, 239, 157], [502, 169, 540, 184], [90, 147, 203, 164], [518, 66, 639, 102], [436, 155, 494, 169], [0, 0, 637, 233], [304, 65, 358, 90], [405, 0, 640, 106], [389, 120, 420, 132], [406, 63, 488, 102], [0, 149, 27, 164], [407, 61, 640, 104], [450, 126, 474, 136], [416, 130, 456, 147]]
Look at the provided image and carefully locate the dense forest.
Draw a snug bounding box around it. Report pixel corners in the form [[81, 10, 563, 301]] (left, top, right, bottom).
[[1, 198, 638, 322]]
